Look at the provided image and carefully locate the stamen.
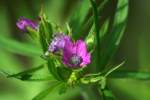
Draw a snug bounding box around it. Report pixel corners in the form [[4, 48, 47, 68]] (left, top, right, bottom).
[[70, 55, 82, 66]]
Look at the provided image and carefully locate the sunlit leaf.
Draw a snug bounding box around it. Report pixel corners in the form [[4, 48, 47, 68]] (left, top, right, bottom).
[[32, 82, 62, 100], [27, 26, 38, 40], [85, 25, 96, 53], [0, 36, 42, 56]]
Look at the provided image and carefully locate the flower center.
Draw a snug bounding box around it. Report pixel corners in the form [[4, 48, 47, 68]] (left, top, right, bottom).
[[70, 55, 82, 66]]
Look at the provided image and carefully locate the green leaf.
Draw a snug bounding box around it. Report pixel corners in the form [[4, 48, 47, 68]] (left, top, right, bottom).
[[100, 0, 128, 70], [109, 71, 150, 80], [79, 0, 109, 39], [1, 64, 51, 81], [90, 0, 101, 71], [69, 0, 90, 39], [102, 88, 116, 100], [47, 55, 64, 81], [0, 36, 42, 56], [104, 61, 125, 77], [39, 14, 53, 52], [39, 22, 48, 52], [99, 19, 110, 39], [27, 26, 38, 40], [58, 83, 68, 94], [98, 85, 116, 100], [85, 25, 96, 53], [41, 14, 53, 41], [7, 65, 44, 77], [32, 82, 62, 100]]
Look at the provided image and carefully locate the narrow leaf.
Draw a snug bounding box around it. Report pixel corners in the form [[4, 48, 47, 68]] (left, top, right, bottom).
[[32, 82, 62, 100], [98, 85, 116, 100], [39, 22, 48, 52], [90, 0, 101, 70], [7, 65, 44, 77], [109, 71, 150, 80], [0, 36, 42, 56], [99, 19, 110, 39], [85, 26, 96, 53], [104, 61, 125, 77], [100, 0, 128, 70], [102, 88, 116, 100], [47, 55, 63, 81]]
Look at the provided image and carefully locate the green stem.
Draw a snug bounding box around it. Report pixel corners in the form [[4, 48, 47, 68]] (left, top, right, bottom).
[[89, 0, 101, 71]]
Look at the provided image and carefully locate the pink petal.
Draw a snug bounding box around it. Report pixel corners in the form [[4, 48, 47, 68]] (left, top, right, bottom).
[[76, 40, 87, 57], [80, 53, 91, 67]]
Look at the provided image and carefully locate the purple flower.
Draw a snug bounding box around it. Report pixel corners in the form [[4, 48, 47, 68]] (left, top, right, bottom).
[[63, 39, 91, 68], [16, 17, 38, 32], [48, 34, 71, 52]]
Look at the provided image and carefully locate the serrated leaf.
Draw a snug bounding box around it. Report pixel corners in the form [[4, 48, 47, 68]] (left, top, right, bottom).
[[109, 71, 150, 80], [100, 0, 128, 70], [0, 36, 42, 56], [32, 82, 62, 100]]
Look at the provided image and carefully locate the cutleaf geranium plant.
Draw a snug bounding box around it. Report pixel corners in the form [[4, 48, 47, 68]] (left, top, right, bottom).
[[2, 0, 143, 100]]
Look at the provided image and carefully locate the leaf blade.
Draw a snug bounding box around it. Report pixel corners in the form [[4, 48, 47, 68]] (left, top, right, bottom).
[[0, 36, 42, 56], [109, 71, 150, 80], [32, 82, 62, 100], [100, 0, 129, 70]]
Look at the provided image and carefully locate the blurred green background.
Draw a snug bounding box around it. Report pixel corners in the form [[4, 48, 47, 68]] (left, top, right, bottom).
[[0, 0, 150, 100]]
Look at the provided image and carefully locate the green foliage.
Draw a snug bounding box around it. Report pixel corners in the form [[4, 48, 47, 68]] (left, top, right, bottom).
[[47, 55, 66, 81], [3, 0, 150, 100], [110, 71, 150, 80], [89, 0, 101, 72], [100, 0, 128, 70], [32, 82, 62, 100], [0, 36, 42, 57], [101, 88, 116, 100], [39, 13, 53, 52], [0, 64, 54, 81]]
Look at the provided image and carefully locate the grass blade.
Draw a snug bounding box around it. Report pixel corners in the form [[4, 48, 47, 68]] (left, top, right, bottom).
[[100, 0, 129, 70], [32, 82, 62, 100], [90, 0, 101, 71], [0, 36, 42, 56], [109, 71, 150, 80]]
